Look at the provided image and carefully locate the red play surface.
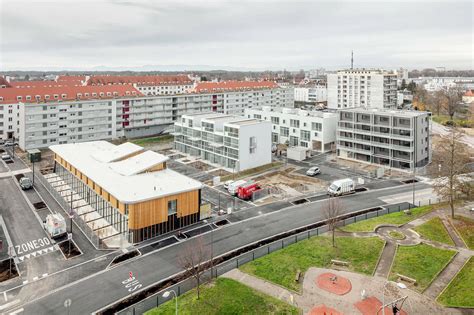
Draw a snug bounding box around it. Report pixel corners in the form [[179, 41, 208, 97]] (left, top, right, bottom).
[[309, 304, 343, 315], [355, 296, 408, 315], [316, 272, 352, 295]]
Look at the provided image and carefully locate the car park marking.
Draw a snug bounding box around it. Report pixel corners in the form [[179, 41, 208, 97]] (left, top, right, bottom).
[[122, 275, 142, 293], [17, 246, 56, 263]]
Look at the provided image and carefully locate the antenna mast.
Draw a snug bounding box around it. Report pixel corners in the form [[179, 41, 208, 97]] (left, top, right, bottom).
[[351, 50, 354, 69]]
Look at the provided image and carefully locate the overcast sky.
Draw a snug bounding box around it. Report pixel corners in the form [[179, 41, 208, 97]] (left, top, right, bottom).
[[0, 0, 472, 71]]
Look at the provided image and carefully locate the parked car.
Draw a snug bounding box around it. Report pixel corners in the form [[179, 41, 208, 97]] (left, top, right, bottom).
[[19, 177, 33, 190], [306, 166, 321, 176], [1, 153, 11, 161], [327, 178, 355, 196], [4, 141, 15, 147], [223, 180, 234, 190]]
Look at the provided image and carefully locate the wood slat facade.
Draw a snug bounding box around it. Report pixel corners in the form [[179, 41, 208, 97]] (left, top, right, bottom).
[[53, 152, 201, 243]]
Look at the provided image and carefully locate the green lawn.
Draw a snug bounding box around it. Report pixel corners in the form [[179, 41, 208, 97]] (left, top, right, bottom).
[[452, 216, 474, 250], [130, 135, 174, 146], [432, 115, 473, 128], [389, 243, 456, 292], [145, 278, 299, 315], [414, 217, 455, 246], [240, 236, 384, 292], [437, 257, 474, 308], [342, 205, 433, 232]]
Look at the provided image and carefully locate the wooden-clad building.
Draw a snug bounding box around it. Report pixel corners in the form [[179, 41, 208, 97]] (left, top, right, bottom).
[[50, 141, 202, 244]]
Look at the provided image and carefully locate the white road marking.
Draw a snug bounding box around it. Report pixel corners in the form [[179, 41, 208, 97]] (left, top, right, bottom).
[[42, 273, 48, 278], [9, 307, 24, 315], [22, 281, 28, 285], [32, 277, 38, 281]]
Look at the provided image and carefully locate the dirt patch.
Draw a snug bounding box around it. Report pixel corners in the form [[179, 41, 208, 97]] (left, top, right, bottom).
[[110, 249, 140, 267], [208, 169, 232, 178], [253, 167, 326, 198], [188, 161, 213, 171], [0, 258, 19, 282]]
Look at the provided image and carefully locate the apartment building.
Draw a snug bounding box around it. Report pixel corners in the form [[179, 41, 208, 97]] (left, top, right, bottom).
[[337, 108, 431, 170], [193, 81, 294, 115], [327, 69, 398, 109], [49, 141, 202, 244], [245, 107, 337, 152], [88, 75, 194, 96], [294, 86, 327, 103], [174, 113, 272, 171], [2, 80, 290, 149]]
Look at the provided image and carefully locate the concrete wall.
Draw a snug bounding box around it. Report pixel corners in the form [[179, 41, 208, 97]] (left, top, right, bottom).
[[237, 121, 272, 171]]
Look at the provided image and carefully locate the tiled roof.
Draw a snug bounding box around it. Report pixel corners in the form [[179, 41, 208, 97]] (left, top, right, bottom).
[[56, 75, 87, 84], [0, 85, 142, 104], [464, 90, 474, 97], [88, 75, 192, 86], [194, 81, 278, 93], [10, 80, 67, 88]]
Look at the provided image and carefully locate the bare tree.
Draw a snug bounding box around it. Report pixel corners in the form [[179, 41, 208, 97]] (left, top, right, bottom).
[[442, 87, 464, 120], [178, 236, 211, 299], [323, 197, 343, 247], [432, 127, 472, 218], [430, 90, 447, 116]]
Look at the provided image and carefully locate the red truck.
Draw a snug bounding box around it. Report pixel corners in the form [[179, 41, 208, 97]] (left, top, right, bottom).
[[237, 182, 261, 200]]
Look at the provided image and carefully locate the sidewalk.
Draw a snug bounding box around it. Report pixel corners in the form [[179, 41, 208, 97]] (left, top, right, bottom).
[[374, 241, 396, 278]]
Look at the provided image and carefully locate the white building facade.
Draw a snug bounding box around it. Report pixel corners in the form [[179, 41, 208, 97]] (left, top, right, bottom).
[[337, 108, 431, 170], [173, 113, 272, 171], [327, 69, 398, 110], [294, 86, 327, 103], [245, 107, 338, 152]]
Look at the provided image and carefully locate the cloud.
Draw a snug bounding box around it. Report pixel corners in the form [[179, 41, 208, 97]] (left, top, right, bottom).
[[0, 0, 472, 70]]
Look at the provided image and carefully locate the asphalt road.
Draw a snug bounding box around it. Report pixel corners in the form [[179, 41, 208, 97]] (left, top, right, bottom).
[[11, 182, 431, 314]]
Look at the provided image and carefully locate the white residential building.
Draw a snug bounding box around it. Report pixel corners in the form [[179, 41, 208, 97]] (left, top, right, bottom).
[[294, 86, 327, 103], [2, 81, 290, 149], [173, 113, 272, 171], [337, 108, 431, 170], [327, 69, 398, 110], [245, 107, 338, 152]]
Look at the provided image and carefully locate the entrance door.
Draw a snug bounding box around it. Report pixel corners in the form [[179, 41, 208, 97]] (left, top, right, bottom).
[[7, 132, 13, 139]]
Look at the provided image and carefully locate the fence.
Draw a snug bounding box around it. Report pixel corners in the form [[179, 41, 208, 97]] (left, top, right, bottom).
[[34, 169, 106, 249], [114, 197, 440, 315]]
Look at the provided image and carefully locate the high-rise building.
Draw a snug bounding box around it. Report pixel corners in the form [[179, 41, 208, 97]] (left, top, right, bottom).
[[327, 69, 397, 110]]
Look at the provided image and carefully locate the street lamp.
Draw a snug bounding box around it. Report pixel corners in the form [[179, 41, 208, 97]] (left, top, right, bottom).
[[162, 290, 178, 315]]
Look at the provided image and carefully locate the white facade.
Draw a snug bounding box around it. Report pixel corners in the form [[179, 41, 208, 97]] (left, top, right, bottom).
[[173, 113, 272, 171], [222, 88, 294, 115], [327, 69, 398, 110], [245, 106, 338, 152], [337, 108, 431, 170], [0, 103, 20, 140], [135, 83, 194, 96], [294, 86, 327, 103]]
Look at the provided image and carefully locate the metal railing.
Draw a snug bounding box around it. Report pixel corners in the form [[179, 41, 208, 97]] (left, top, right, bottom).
[[114, 197, 440, 315], [35, 169, 107, 250]]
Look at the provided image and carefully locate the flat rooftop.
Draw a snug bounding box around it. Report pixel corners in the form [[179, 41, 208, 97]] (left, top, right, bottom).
[[50, 141, 202, 204], [228, 118, 262, 126], [339, 108, 429, 117]]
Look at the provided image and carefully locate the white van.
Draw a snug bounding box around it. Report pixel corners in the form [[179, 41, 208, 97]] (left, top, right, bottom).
[[227, 180, 249, 196], [327, 178, 355, 196]]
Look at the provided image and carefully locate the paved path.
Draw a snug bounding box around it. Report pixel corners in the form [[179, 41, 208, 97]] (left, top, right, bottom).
[[424, 251, 471, 299], [374, 241, 396, 278], [440, 213, 467, 248], [222, 268, 295, 305]]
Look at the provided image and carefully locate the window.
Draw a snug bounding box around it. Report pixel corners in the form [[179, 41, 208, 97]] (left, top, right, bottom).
[[249, 136, 257, 154], [168, 200, 177, 215], [311, 122, 322, 131], [300, 130, 310, 141], [271, 116, 279, 124], [290, 119, 299, 128], [280, 126, 289, 137]]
